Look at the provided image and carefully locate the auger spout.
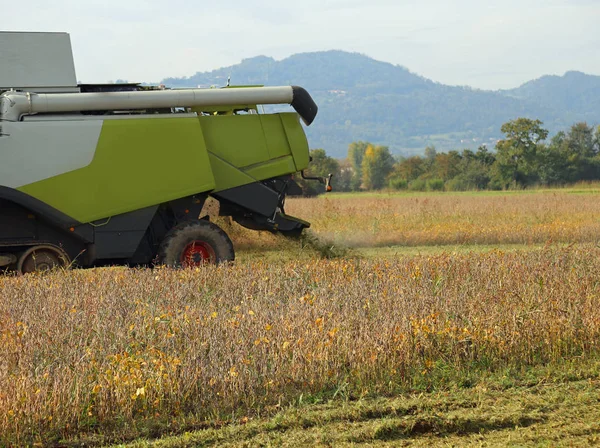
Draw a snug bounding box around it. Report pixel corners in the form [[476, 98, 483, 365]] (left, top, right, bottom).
[[0, 86, 318, 124]]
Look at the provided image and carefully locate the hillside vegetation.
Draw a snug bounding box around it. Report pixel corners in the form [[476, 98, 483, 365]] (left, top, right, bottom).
[[162, 51, 600, 156]]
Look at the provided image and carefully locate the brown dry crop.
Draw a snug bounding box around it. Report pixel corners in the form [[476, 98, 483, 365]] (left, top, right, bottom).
[[1, 245, 599, 445], [285, 191, 600, 247]]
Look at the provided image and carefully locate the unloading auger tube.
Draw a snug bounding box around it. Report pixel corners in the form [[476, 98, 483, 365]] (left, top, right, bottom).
[[0, 86, 318, 125]]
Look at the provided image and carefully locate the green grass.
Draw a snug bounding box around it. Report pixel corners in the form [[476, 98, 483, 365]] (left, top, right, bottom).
[[235, 244, 537, 263], [235, 239, 562, 263], [325, 184, 600, 199], [111, 357, 600, 447]]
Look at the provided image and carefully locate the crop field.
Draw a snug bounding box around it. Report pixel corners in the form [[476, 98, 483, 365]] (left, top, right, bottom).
[[225, 186, 600, 259], [2, 189, 600, 446], [289, 187, 600, 248]]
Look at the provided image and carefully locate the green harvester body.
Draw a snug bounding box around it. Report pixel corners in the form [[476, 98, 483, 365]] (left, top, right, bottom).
[[0, 32, 321, 272]]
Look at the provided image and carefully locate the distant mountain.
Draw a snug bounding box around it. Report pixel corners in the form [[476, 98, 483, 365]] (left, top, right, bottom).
[[162, 52, 600, 158], [503, 71, 600, 128]]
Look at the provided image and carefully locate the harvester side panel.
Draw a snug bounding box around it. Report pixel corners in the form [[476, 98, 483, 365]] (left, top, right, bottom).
[[280, 113, 311, 172], [0, 121, 101, 188], [260, 114, 294, 159], [18, 118, 216, 223], [198, 112, 310, 192], [243, 157, 297, 184], [0, 200, 36, 239], [0, 197, 87, 265], [206, 153, 262, 192], [199, 114, 271, 168]]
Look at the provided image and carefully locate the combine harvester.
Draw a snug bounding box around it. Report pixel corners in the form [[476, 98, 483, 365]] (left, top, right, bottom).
[[0, 32, 330, 273]]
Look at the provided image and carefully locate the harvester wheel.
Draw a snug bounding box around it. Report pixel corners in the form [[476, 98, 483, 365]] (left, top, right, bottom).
[[17, 245, 70, 274], [159, 220, 235, 267]]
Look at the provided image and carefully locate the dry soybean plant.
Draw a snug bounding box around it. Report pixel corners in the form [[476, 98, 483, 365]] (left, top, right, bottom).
[[287, 192, 600, 247], [1, 245, 600, 444]]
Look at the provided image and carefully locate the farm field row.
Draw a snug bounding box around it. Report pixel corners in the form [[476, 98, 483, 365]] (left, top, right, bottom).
[[236, 242, 555, 263], [227, 188, 600, 260], [2, 245, 600, 445], [116, 358, 600, 447], [2, 189, 600, 445], [284, 190, 600, 248]]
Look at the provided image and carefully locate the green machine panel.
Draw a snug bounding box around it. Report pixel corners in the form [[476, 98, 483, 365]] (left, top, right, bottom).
[[19, 118, 216, 223]]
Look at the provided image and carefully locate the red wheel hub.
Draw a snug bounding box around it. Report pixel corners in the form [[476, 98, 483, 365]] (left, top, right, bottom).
[[180, 240, 216, 266]]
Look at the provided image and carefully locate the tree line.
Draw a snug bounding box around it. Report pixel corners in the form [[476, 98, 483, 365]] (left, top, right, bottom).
[[298, 119, 600, 194]]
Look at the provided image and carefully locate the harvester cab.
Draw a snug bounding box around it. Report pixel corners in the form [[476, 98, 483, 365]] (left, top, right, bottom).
[[0, 31, 325, 273]]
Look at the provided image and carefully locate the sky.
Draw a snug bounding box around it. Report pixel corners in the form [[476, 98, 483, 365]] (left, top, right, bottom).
[[5, 0, 600, 90]]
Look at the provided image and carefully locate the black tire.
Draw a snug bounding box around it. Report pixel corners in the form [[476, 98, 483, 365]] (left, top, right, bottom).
[[158, 220, 235, 267], [17, 245, 70, 274]]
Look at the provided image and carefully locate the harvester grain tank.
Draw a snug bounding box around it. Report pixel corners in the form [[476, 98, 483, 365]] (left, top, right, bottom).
[[0, 31, 330, 273]]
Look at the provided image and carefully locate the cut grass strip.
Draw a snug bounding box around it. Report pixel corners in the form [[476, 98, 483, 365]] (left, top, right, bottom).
[[112, 358, 600, 447]]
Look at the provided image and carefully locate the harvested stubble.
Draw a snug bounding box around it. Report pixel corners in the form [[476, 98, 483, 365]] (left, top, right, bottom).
[[1, 245, 600, 444], [286, 192, 600, 247]]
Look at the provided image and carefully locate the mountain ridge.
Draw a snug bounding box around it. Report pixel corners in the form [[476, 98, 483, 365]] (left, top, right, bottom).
[[162, 51, 600, 157]]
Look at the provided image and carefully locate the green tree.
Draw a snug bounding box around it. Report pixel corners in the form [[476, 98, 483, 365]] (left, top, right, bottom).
[[563, 122, 599, 181], [423, 145, 437, 172], [475, 145, 496, 166], [348, 141, 369, 190], [392, 156, 424, 183], [567, 122, 596, 158], [424, 145, 437, 161], [334, 158, 353, 192], [493, 118, 548, 188], [453, 149, 492, 190], [435, 151, 462, 181], [361, 144, 395, 190], [536, 135, 570, 185]]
